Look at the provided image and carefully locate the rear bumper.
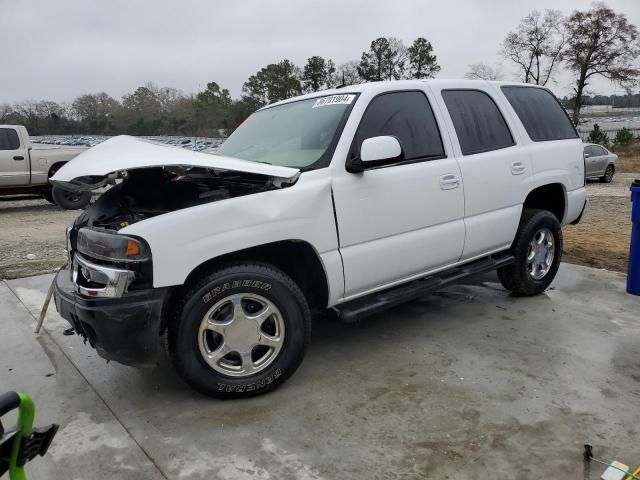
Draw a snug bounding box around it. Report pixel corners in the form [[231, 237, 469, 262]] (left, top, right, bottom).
[[565, 187, 587, 226], [53, 269, 167, 367]]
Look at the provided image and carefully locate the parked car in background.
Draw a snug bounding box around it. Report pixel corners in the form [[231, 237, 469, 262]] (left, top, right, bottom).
[[583, 143, 617, 183], [0, 125, 91, 209], [51, 80, 587, 399]]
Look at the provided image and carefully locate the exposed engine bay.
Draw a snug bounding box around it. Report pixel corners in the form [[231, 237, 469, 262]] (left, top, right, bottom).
[[72, 166, 287, 232]]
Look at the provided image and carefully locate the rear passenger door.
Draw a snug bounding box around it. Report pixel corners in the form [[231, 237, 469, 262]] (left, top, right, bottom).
[[332, 90, 465, 298], [584, 145, 600, 176], [591, 145, 609, 175], [433, 86, 532, 260]]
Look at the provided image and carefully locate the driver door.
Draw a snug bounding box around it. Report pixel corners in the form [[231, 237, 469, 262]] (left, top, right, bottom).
[[0, 127, 28, 186], [332, 90, 465, 298]]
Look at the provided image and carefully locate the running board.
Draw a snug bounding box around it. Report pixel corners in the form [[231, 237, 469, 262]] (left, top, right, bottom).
[[334, 253, 514, 323]]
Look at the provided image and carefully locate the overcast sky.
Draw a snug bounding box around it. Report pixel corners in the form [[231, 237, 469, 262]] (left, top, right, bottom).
[[1, 0, 638, 104]]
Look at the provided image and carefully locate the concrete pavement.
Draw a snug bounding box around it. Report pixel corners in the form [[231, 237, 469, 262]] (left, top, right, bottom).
[[1, 263, 639, 479]]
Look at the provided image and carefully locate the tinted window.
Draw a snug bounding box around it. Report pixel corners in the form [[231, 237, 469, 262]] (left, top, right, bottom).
[[586, 145, 605, 157], [595, 145, 608, 156], [354, 91, 444, 161], [0, 128, 20, 150], [442, 90, 514, 155], [501, 86, 578, 141]]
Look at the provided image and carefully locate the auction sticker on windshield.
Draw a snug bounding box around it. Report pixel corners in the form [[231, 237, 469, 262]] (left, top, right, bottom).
[[312, 94, 355, 108]]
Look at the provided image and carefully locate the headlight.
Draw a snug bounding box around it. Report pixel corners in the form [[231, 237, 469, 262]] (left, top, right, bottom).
[[77, 228, 150, 263]]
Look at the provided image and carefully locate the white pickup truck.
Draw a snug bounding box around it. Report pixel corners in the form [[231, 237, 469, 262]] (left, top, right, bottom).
[[51, 80, 587, 399], [0, 125, 91, 209]]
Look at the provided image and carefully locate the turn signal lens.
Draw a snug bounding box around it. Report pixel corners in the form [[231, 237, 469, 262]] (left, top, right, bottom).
[[126, 240, 140, 257]]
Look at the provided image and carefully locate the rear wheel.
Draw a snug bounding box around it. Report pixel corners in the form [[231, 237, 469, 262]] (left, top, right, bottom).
[[600, 164, 614, 183], [498, 209, 562, 296], [51, 186, 91, 210], [168, 263, 311, 399]]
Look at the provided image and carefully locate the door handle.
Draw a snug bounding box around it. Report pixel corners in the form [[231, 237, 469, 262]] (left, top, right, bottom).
[[13, 156, 24, 161], [511, 161, 526, 175], [440, 173, 460, 190]]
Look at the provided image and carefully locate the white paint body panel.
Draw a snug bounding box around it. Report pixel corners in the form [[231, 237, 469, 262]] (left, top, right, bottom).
[[330, 83, 465, 296], [59, 80, 587, 308], [51, 135, 300, 184], [121, 169, 342, 298]]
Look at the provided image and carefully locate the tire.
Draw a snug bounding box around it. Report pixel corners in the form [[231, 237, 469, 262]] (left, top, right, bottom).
[[51, 186, 91, 210], [43, 189, 55, 204], [167, 263, 311, 399], [600, 164, 614, 183], [497, 209, 563, 296]]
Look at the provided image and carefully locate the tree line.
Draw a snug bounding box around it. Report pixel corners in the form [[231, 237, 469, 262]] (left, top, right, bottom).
[[0, 3, 638, 136], [0, 36, 439, 137], [561, 92, 640, 109]]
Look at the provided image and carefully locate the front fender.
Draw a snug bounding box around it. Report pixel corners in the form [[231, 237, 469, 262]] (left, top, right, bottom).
[[121, 170, 339, 289]]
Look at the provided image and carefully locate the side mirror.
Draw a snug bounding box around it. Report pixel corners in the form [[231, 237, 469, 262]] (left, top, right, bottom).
[[347, 136, 403, 173]]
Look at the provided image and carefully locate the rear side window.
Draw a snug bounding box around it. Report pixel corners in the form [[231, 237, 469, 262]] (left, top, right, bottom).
[[442, 90, 514, 155], [354, 91, 445, 161], [501, 86, 578, 141], [0, 128, 20, 150], [586, 145, 607, 156]]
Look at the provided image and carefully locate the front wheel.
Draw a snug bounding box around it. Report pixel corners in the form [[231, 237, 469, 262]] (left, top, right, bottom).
[[43, 189, 55, 204], [51, 186, 91, 210], [498, 209, 563, 296], [168, 263, 311, 399]]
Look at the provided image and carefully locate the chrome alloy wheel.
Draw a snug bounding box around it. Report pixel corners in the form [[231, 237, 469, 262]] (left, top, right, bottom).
[[527, 228, 555, 280], [197, 293, 285, 377]]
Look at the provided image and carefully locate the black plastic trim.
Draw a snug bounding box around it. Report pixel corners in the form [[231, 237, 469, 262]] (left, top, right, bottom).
[[53, 269, 167, 366], [334, 252, 515, 322]]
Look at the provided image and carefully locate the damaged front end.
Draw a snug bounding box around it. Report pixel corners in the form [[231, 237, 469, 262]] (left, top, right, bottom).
[[67, 160, 294, 293], [51, 136, 300, 366]]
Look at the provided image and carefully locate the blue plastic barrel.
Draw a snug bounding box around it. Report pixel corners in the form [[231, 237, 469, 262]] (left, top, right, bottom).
[[627, 179, 640, 295]]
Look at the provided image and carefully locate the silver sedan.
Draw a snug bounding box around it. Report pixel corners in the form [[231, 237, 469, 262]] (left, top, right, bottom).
[[583, 143, 617, 183]]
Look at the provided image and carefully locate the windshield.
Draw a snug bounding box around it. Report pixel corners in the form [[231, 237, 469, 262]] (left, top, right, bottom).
[[216, 94, 356, 169]]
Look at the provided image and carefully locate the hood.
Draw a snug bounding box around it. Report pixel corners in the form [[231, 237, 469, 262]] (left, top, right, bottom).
[[50, 135, 300, 190]]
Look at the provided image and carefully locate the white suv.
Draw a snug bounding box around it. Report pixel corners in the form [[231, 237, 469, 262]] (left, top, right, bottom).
[[52, 80, 587, 398]]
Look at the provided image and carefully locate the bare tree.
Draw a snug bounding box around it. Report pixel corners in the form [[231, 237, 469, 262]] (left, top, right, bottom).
[[0, 103, 13, 120], [564, 3, 640, 123], [386, 37, 408, 80], [358, 37, 408, 81], [465, 62, 503, 80], [502, 10, 566, 86], [72, 93, 119, 123], [335, 61, 361, 86]]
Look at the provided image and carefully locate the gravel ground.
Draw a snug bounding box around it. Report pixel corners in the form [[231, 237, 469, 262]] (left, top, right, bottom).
[[0, 196, 78, 279], [0, 172, 636, 280], [563, 173, 635, 273]]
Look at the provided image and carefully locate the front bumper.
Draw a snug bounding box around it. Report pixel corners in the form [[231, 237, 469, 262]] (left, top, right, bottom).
[[53, 269, 167, 367]]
